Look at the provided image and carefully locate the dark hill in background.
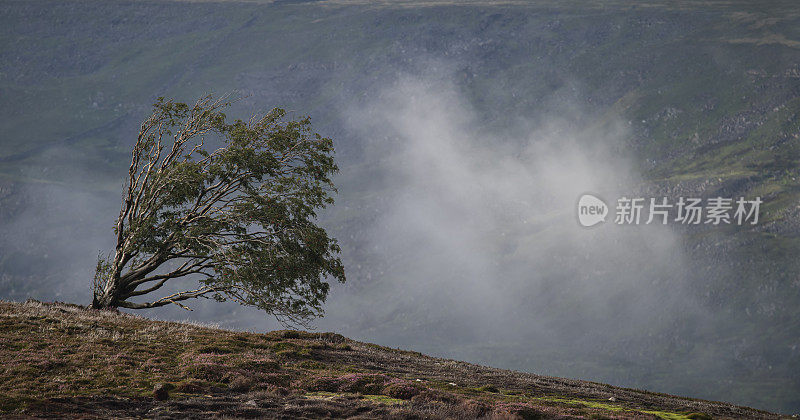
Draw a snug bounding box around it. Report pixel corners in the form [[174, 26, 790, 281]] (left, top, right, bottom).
[[1, 0, 800, 414]]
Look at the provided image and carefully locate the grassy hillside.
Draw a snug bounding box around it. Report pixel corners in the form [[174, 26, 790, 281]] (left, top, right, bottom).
[[0, 300, 786, 419], [1, 0, 800, 414]]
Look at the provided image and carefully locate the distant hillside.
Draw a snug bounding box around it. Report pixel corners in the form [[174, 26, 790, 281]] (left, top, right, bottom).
[[2, 0, 800, 414], [0, 300, 786, 419]]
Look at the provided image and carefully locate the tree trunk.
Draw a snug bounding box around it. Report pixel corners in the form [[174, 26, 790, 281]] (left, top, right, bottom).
[[91, 275, 121, 309]]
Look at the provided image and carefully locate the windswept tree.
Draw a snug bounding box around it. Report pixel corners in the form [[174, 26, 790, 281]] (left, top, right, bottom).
[[91, 95, 345, 325]]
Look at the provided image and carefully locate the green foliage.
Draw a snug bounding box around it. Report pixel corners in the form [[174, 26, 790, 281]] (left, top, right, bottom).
[[476, 385, 500, 393], [92, 94, 345, 325], [91, 252, 113, 302]]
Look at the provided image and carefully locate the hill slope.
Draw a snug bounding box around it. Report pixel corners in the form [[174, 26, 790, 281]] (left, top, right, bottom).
[[2, 0, 800, 413], [0, 300, 786, 419]]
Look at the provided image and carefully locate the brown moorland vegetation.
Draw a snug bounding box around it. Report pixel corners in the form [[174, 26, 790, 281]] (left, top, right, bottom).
[[0, 300, 789, 419]]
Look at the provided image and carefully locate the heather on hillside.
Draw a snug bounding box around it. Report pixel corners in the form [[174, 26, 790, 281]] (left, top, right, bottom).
[[1, 301, 769, 419]]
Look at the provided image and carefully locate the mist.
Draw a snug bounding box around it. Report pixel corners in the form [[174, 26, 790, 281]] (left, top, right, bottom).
[[308, 74, 705, 389], [4, 0, 796, 409], [0, 70, 707, 383]]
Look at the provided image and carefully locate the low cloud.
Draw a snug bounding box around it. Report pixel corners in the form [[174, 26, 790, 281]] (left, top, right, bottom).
[[319, 74, 701, 382]]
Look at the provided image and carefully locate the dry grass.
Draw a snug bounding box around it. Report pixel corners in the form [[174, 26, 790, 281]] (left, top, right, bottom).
[[0, 300, 785, 419]]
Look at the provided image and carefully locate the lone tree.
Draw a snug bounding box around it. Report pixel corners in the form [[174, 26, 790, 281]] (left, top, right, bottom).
[[92, 95, 345, 325]]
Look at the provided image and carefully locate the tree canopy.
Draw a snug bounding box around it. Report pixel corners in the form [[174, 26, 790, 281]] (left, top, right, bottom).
[[91, 95, 345, 325]]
